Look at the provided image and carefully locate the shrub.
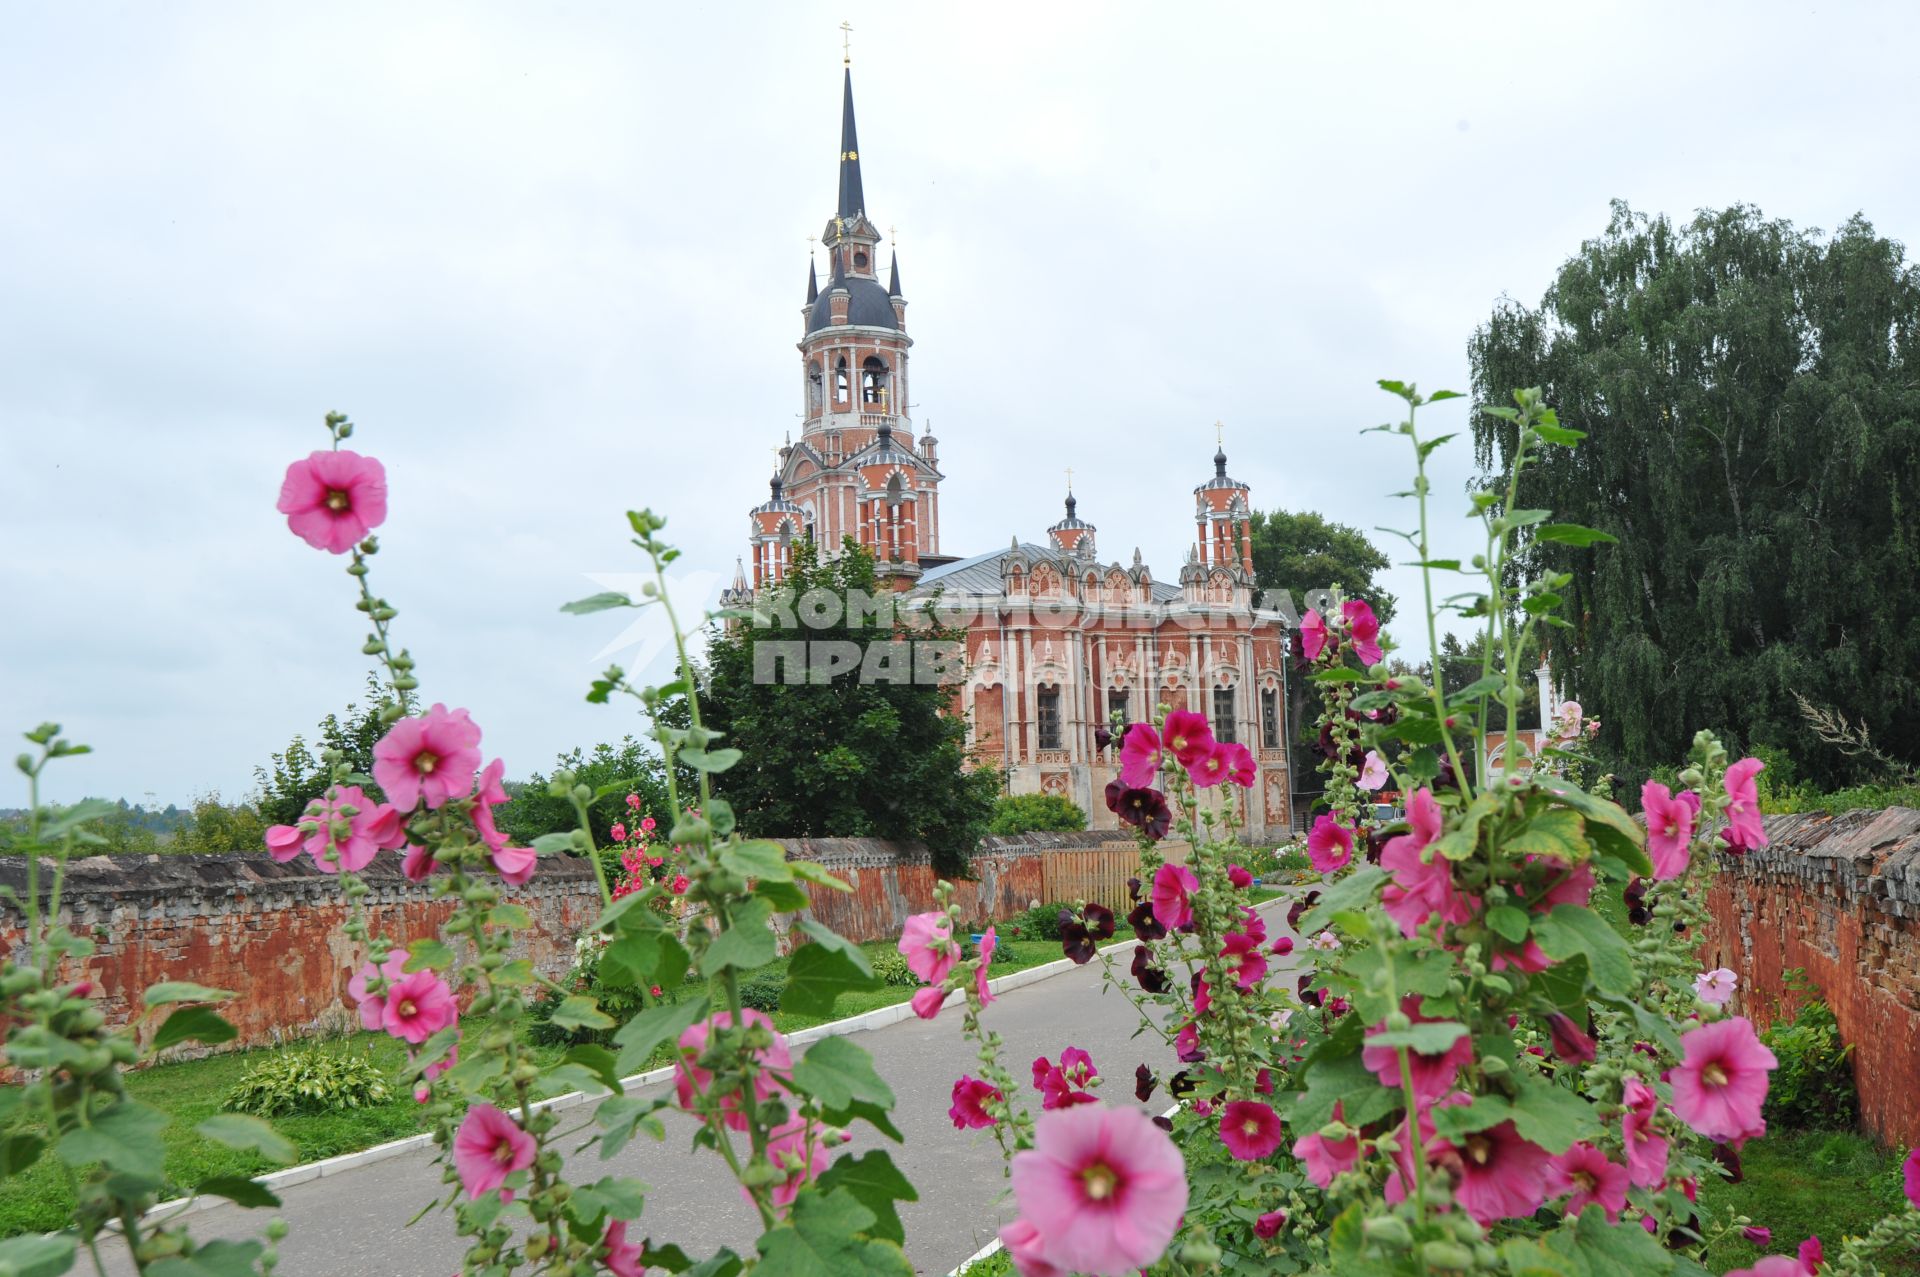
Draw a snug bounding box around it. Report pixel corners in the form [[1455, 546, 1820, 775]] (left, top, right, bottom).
[[1760, 987, 1857, 1130], [1003, 900, 1079, 942], [222, 1044, 394, 1117], [870, 951, 917, 988], [987, 794, 1087, 836], [737, 969, 787, 1013]]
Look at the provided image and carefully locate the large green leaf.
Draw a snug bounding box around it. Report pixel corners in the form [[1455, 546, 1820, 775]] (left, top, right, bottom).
[[0, 1132, 46, 1179], [194, 1114, 296, 1164], [721, 840, 796, 882], [56, 1101, 169, 1180], [601, 927, 691, 992], [153, 1006, 237, 1053], [790, 1036, 893, 1112], [1506, 808, 1588, 862], [1532, 905, 1636, 998], [0, 1232, 77, 1277], [1296, 866, 1387, 935], [781, 923, 879, 1018], [702, 899, 778, 973], [550, 995, 615, 1033], [1363, 1021, 1468, 1053], [142, 982, 235, 1006], [753, 1188, 913, 1277], [1535, 780, 1648, 871], [612, 997, 708, 1076], [192, 1175, 281, 1210], [815, 1149, 918, 1246], [146, 1240, 268, 1277]]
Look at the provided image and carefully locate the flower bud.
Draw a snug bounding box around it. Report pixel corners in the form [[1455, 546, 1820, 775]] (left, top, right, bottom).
[[1421, 1241, 1475, 1269], [1547, 1012, 1597, 1064], [1364, 1217, 1413, 1247]]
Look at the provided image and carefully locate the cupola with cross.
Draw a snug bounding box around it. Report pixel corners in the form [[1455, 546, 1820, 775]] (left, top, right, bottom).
[[1194, 424, 1255, 578], [1047, 473, 1097, 558]]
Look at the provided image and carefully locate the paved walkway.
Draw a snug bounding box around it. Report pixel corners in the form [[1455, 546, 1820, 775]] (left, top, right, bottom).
[[100, 899, 1299, 1276]]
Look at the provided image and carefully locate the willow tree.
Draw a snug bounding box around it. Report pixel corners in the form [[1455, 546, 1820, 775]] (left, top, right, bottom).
[[1469, 201, 1920, 786]]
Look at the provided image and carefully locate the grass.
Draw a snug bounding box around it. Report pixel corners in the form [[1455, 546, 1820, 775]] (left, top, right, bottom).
[[958, 1248, 1013, 1275], [1696, 1129, 1915, 1273], [0, 930, 1109, 1238]]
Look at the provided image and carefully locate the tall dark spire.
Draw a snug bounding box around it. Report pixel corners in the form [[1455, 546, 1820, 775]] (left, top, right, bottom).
[[887, 250, 901, 297], [806, 258, 819, 304], [837, 68, 865, 218]]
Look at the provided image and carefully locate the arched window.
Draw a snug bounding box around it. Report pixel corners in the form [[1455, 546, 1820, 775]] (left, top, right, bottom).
[[834, 357, 850, 404], [862, 356, 888, 406], [807, 361, 823, 413]]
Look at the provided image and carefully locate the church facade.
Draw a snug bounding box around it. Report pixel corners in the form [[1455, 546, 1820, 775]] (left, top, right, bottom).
[[725, 67, 1296, 839]]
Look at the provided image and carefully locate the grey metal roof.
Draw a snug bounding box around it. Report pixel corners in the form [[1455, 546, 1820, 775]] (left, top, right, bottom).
[[808, 275, 900, 331], [917, 544, 1180, 602]]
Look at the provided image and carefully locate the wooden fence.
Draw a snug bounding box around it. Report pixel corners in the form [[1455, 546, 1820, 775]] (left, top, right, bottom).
[[1039, 841, 1190, 909]]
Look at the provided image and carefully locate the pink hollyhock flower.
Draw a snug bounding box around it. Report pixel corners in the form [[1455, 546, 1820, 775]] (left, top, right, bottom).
[[1547, 1012, 1598, 1064], [974, 927, 998, 1006], [1725, 1260, 1814, 1277], [1694, 967, 1738, 1005], [300, 784, 408, 873], [600, 1220, 644, 1277], [264, 824, 304, 862], [373, 705, 483, 812], [1545, 1141, 1630, 1222], [1722, 757, 1769, 851], [625, 793, 642, 810], [1622, 1077, 1669, 1188], [1800, 1237, 1824, 1274], [1008, 1104, 1188, 1277], [381, 969, 457, 1045], [410, 1041, 457, 1102], [1904, 1145, 1920, 1210], [1293, 1108, 1359, 1188], [1362, 998, 1473, 1102], [1308, 929, 1342, 952], [1271, 935, 1295, 956], [1529, 855, 1595, 911], [1219, 1100, 1284, 1160], [1358, 750, 1388, 792], [609, 823, 627, 843], [1161, 709, 1215, 768], [1227, 863, 1253, 889], [1742, 1226, 1774, 1246], [1150, 863, 1198, 930], [1642, 780, 1697, 879], [745, 1117, 843, 1212], [899, 911, 959, 984], [671, 873, 690, 894], [1341, 600, 1383, 666], [1254, 1210, 1287, 1239], [674, 1010, 792, 1131], [1218, 741, 1257, 787], [910, 986, 948, 1019], [490, 844, 538, 885], [1187, 741, 1235, 788], [640, 815, 656, 831], [1300, 609, 1330, 661], [1669, 1017, 1776, 1143], [1306, 814, 1354, 873], [347, 950, 409, 1032], [453, 1103, 535, 1201], [277, 449, 388, 554], [949, 1075, 1002, 1129], [1445, 1120, 1553, 1225], [1491, 937, 1554, 974], [401, 843, 437, 882], [997, 1218, 1065, 1277], [1118, 723, 1162, 789], [1032, 1048, 1099, 1110], [1173, 1020, 1202, 1062], [1221, 931, 1268, 990], [1191, 971, 1212, 1015]]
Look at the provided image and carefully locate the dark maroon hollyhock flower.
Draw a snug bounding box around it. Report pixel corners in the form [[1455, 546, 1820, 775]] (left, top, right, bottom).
[[1094, 725, 1113, 751], [1168, 1069, 1198, 1098], [1624, 876, 1651, 927], [1059, 916, 1095, 965], [1135, 1064, 1157, 1103], [1547, 1012, 1597, 1064], [1084, 902, 1116, 940], [1710, 1142, 1743, 1184], [1254, 1210, 1287, 1239], [1126, 876, 1143, 904], [1152, 1114, 1174, 1132], [1130, 944, 1169, 994], [1128, 900, 1168, 942], [1111, 786, 1172, 841], [1104, 778, 1127, 813], [1286, 891, 1321, 933], [1297, 971, 1323, 1008], [1364, 828, 1390, 865]]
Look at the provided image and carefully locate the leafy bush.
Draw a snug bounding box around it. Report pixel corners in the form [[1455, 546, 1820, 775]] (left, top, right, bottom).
[[1760, 990, 1857, 1130], [870, 951, 917, 988], [737, 969, 787, 1013], [496, 738, 676, 849], [987, 794, 1087, 835], [1003, 901, 1079, 942], [1239, 842, 1309, 878], [222, 1044, 394, 1117]]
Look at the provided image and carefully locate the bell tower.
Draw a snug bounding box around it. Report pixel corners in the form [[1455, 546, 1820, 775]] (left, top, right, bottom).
[[750, 57, 943, 591]]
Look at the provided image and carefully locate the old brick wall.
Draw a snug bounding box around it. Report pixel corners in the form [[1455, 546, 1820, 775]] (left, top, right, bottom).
[[1699, 807, 1920, 1147], [0, 831, 1141, 1058]]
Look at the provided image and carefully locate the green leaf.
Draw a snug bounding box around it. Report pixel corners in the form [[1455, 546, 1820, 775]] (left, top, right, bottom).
[[532, 832, 575, 855], [1502, 509, 1552, 528], [788, 860, 852, 893], [815, 1149, 918, 1246], [1532, 905, 1636, 998], [1532, 423, 1588, 446], [0, 1132, 46, 1178], [1408, 559, 1462, 570], [1296, 866, 1386, 935], [680, 747, 743, 774], [1504, 1077, 1604, 1153], [146, 1240, 268, 1277], [755, 878, 811, 912], [720, 841, 795, 882], [1363, 1021, 1468, 1053], [193, 1175, 281, 1209], [1542, 1205, 1678, 1277], [404, 938, 455, 972], [1450, 675, 1509, 700], [1507, 808, 1588, 863], [0, 1233, 78, 1277], [37, 798, 119, 841], [551, 995, 615, 1033], [753, 1187, 913, 1277], [566, 1175, 648, 1226], [56, 1101, 169, 1180], [1535, 779, 1646, 863], [1486, 905, 1531, 943], [782, 923, 879, 1018], [1312, 666, 1369, 683], [153, 1005, 237, 1053], [1536, 523, 1618, 547], [791, 1036, 894, 1112], [143, 982, 235, 1006], [703, 899, 778, 972], [601, 928, 691, 992], [1418, 433, 1458, 460], [194, 1114, 296, 1164], [1294, 1049, 1398, 1134], [595, 1094, 668, 1160], [1427, 389, 1465, 402], [561, 592, 634, 615], [612, 997, 708, 1076], [489, 903, 533, 930], [561, 1044, 626, 1094]]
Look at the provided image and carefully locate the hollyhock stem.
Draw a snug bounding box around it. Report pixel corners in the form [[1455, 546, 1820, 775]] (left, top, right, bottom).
[[1401, 395, 1474, 799], [347, 545, 415, 720]]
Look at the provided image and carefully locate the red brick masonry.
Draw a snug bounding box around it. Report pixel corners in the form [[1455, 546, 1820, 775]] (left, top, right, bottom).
[[1700, 808, 1920, 1147], [0, 831, 1121, 1062]]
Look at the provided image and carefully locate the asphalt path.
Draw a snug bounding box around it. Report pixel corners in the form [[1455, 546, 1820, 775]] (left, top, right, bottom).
[[95, 897, 1300, 1276]]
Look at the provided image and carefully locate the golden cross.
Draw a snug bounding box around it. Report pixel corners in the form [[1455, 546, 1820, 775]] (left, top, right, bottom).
[[1214, 421, 1224, 447], [888, 224, 897, 247], [840, 20, 853, 65], [1065, 466, 1074, 492]]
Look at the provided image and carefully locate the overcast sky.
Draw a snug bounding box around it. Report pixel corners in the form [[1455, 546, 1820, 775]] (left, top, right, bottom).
[[5, 2, 1916, 805]]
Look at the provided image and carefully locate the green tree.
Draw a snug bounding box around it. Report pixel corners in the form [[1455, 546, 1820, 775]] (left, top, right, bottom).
[[1470, 201, 1920, 786], [494, 737, 675, 848], [698, 540, 998, 875], [987, 793, 1087, 835], [253, 672, 390, 825], [1246, 508, 1397, 624]]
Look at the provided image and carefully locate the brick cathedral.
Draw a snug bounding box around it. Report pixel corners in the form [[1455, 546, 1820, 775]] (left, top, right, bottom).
[[724, 66, 1295, 838]]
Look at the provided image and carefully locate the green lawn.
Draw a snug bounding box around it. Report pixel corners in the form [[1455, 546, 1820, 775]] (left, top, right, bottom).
[[1696, 1129, 1915, 1274], [0, 931, 1101, 1238]]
